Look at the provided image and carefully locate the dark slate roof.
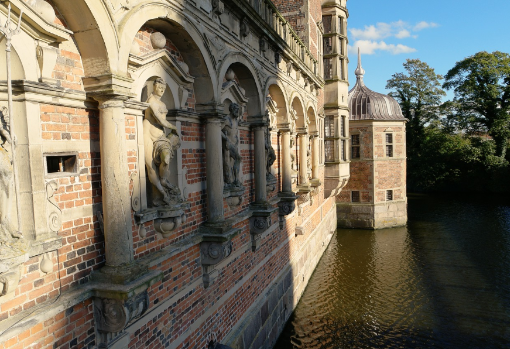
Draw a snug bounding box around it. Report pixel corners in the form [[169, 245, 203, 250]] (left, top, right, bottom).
[[348, 49, 405, 121]]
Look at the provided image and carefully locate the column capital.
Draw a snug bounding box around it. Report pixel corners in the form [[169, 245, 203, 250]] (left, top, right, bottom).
[[247, 114, 269, 128], [196, 102, 225, 122], [83, 73, 134, 98], [296, 127, 309, 135]]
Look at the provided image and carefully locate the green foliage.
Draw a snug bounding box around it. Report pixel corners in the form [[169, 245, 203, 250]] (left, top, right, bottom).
[[443, 51, 510, 157], [410, 126, 510, 192], [387, 55, 510, 192]]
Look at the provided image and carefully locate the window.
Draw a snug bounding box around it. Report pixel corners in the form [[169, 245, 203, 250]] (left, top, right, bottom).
[[352, 191, 360, 202], [45, 153, 78, 177], [340, 58, 345, 80], [325, 140, 335, 162], [386, 190, 393, 201], [338, 16, 345, 35], [324, 115, 335, 162], [386, 133, 393, 157], [340, 116, 345, 137], [341, 139, 346, 161], [323, 37, 333, 55], [322, 15, 332, 33], [323, 58, 333, 80], [351, 134, 360, 159], [325, 116, 334, 137]]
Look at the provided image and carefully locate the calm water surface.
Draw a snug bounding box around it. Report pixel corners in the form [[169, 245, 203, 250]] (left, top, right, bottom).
[[276, 193, 510, 348]]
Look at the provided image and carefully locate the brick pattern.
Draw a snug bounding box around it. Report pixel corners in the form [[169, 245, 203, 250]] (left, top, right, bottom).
[[0, 300, 95, 349], [40, 106, 99, 142]]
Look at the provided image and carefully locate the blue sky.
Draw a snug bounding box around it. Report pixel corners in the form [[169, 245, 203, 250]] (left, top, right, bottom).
[[347, 0, 510, 100]]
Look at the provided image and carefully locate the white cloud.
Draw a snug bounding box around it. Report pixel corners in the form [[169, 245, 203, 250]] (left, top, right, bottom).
[[395, 29, 411, 39], [350, 40, 417, 55], [413, 21, 439, 31], [350, 21, 439, 41]]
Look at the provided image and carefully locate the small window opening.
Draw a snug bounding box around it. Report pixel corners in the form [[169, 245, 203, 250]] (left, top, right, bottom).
[[46, 154, 77, 175], [385, 133, 393, 157], [351, 134, 360, 159], [386, 190, 393, 201], [352, 191, 360, 202]]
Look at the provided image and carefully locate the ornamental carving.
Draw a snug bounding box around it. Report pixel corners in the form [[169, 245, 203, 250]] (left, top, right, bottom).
[[200, 241, 233, 266], [95, 291, 149, 346], [46, 180, 62, 233]]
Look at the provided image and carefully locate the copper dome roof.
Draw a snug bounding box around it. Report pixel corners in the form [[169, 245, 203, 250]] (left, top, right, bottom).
[[348, 49, 405, 121]]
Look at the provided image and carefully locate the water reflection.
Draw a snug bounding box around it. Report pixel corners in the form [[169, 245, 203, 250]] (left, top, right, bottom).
[[276, 194, 510, 348]]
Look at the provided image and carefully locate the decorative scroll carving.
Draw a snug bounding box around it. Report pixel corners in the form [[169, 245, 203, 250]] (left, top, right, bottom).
[[130, 171, 141, 212], [144, 78, 183, 207], [95, 291, 149, 346], [46, 180, 62, 233], [200, 240, 233, 266]]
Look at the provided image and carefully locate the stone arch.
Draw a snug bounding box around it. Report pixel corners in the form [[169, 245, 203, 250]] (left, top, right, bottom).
[[266, 80, 289, 128], [290, 93, 306, 131], [118, 3, 217, 104], [53, 0, 118, 76], [306, 105, 317, 133], [218, 53, 263, 116]]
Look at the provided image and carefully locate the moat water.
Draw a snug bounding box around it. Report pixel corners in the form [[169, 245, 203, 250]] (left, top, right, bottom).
[[276, 193, 510, 348]]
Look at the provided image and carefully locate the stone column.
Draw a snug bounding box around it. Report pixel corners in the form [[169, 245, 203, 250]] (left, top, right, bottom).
[[280, 130, 292, 193], [254, 126, 267, 204], [205, 117, 225, 223], [312, 133, 320, 180], [298, 132, 309, 186], [97, 97, 134, 267]]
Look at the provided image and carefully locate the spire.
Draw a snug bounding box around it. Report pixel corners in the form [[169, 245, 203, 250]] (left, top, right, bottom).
[[354, 47, 365, 83]]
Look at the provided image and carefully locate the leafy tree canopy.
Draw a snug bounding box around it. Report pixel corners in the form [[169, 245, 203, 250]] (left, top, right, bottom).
[[443, 51, 510, 157], [386, 58, 446, 126]]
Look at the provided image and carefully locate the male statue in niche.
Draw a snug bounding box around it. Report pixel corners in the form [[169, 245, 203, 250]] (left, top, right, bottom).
[[144, 78, 182, 206], [222, 103, 242, 188]]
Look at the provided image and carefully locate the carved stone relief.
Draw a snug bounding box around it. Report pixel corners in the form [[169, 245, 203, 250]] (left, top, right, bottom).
[[94, 291, 149, 347], [204, 33, 228, 68], [46, 180, 62, 233]]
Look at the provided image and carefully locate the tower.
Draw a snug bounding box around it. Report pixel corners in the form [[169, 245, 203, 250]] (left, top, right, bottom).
[[337, 50, 408, 229]]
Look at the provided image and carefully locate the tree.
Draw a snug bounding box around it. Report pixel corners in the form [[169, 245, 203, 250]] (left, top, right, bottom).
[[386, 59, 446, 190], [443, 51, 510, 157]]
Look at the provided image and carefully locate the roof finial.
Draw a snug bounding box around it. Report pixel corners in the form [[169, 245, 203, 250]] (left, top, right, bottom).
[[355, 47, 365, 81]]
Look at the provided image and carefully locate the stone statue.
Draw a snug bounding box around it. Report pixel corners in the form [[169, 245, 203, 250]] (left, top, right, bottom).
[[144, 78, 181, 206], [0, 107, 21, 241], [222, 103, 242, 188], [265, 128, 276, 180]]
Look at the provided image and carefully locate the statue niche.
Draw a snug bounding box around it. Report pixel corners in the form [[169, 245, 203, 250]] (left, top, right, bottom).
[[138, 78, 188, 238], [144, 78, 182, 206], [265, 128, 277, 192], [222, 103, 245, 206], [0, 107, 29, 303]]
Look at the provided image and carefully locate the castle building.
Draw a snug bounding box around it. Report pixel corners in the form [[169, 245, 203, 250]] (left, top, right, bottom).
[[337, 50, 408, 229], [0, 1, 403, 348]]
